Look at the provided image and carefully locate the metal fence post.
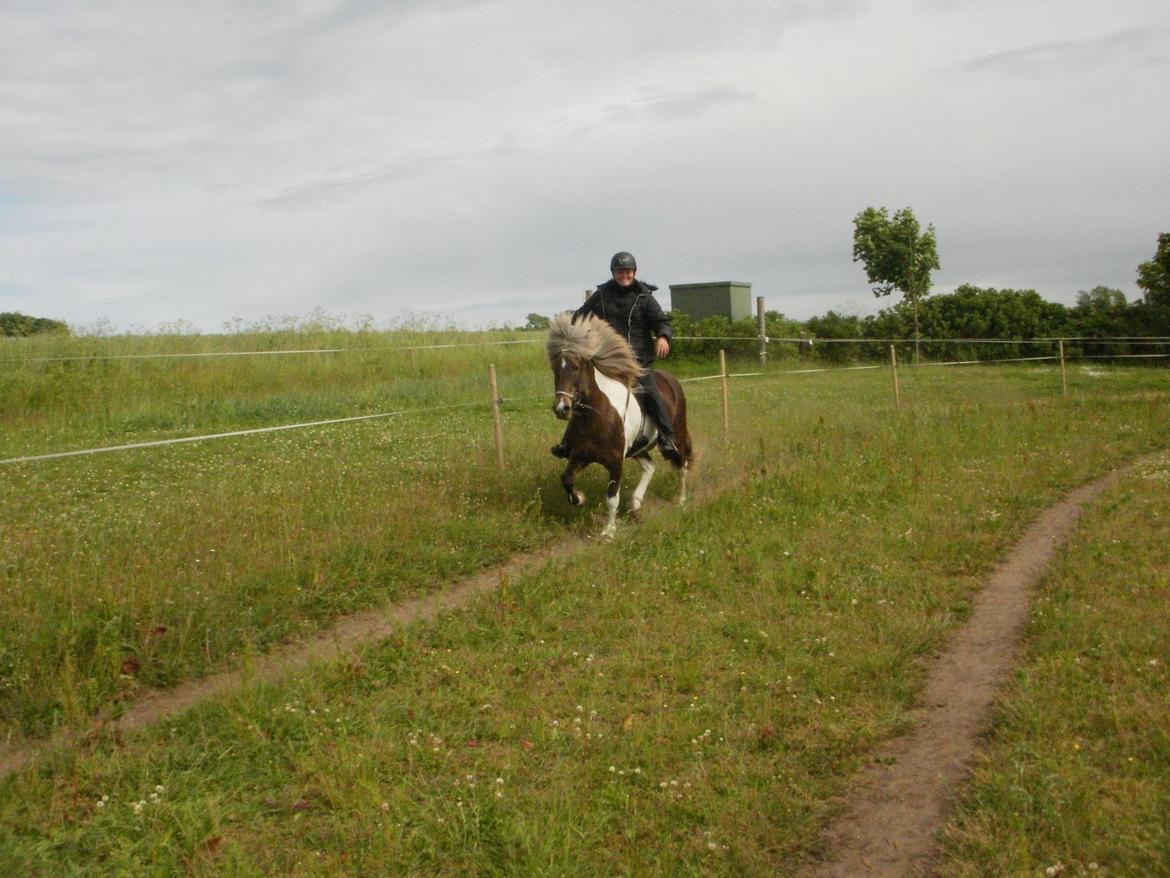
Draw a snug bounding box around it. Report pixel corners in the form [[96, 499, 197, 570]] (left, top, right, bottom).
[[757, 296, 767, 369], [719, 349, 730, 437], [1058, 339, 1068, 396], [488, 364, 505, 472], [890, 344, 901, 408]]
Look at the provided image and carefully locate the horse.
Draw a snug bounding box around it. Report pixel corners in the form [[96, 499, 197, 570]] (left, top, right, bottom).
[[546, 311, 692, 540]]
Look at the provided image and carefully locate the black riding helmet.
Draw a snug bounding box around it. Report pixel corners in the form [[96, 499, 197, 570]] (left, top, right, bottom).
[[610, 251, 637, 272]]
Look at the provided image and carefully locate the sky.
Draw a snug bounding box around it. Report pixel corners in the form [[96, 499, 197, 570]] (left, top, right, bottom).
[[1, 0, 1167, 334]]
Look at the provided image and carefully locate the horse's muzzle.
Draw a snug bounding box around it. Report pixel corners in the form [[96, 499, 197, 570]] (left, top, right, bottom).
[[553, 398, 571, 420]]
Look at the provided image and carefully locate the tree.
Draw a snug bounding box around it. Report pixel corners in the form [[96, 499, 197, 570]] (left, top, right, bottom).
[[0, 312, 70, 337], [1136, 233, 1170, 307], [1075, 285, 1127, 313], [852, 206, 940, 360], [523, 313, 551, 331]]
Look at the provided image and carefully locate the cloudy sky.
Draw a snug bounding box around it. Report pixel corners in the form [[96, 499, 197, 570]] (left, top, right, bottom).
[[1, 0, 1167, 333]]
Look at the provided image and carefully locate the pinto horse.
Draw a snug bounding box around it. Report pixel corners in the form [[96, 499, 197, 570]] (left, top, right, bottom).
[[546, 312, 692, 539]]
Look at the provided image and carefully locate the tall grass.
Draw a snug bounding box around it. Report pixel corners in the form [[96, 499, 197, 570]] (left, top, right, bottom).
[[2, 324, 1167, 743]]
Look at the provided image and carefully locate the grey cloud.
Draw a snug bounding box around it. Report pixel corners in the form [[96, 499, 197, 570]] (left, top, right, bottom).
[[255, 157, 456, 212], [609, 86, 759, 122], [961, 26, 1168, 75]]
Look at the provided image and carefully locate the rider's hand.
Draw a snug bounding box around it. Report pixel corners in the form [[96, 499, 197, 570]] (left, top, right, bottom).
[[655, 337, 670, 358]]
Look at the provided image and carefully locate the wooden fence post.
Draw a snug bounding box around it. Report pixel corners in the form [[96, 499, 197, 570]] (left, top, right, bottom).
[[890, 344, 901, 409], [719, 349, 730, 437], [488, 364, 505, 472], [757, 296, 767, 369], [409, 347, 418, 375], [1058, 339, 1068, 396]]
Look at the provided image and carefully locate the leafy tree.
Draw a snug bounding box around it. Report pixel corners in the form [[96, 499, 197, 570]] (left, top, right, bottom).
[[0, 312, 69, 337], [523, 313, 551, 331], [852, 206, 940, 359], [1136, 233, 1170, 307], [803, 310, 866, 363], [1068, 286, 1137, 355], [1075, 285, 1127, 313]]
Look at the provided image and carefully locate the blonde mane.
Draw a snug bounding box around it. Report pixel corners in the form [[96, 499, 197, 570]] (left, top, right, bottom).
[[546, 311, 645, 387]]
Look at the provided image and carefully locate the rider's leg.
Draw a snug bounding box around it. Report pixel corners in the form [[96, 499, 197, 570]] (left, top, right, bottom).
[[637, 371, 680, 461], [551, 429, 570, 458]]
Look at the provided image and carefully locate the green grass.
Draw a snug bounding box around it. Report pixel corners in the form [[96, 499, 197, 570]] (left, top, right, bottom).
[[938, 454, 1170, 877], [0, 326, 1167, 874]]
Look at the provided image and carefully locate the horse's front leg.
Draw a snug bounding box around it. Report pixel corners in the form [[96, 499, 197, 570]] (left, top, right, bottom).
[[561, 459, 587, 507], [600, 460, 624, 541]]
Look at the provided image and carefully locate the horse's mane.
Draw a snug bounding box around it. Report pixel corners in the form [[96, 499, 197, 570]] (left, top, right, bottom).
[[546, 311, 645, 387]]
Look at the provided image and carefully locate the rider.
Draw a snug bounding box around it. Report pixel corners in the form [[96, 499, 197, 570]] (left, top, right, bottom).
[[551, 251, 681, 463]]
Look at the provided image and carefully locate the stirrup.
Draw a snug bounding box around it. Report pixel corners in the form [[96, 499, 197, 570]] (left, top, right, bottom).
[[550, 443, 570, 459]]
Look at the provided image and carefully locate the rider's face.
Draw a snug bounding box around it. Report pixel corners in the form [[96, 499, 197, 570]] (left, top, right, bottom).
[[612, 268, 636, 287]]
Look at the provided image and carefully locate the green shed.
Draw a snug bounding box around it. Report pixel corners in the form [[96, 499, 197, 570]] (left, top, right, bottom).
[[668, 281, 753, 321]]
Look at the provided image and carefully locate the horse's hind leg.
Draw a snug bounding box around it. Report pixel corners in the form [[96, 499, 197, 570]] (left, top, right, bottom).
[[629, 454, 655, 515]]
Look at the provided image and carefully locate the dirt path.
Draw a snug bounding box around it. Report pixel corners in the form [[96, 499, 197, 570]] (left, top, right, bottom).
[[801, 466, 1132, 877], [0, 538, 584, 779]]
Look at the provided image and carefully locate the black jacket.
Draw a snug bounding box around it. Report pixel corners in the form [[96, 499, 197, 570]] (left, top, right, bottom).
[[574, 279, 672, 365]]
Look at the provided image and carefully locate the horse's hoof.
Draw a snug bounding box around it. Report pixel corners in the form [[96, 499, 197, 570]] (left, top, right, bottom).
[[570, 491, 585, 506], [600, 528, 616, 542]]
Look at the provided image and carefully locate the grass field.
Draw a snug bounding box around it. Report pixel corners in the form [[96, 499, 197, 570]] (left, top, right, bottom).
[[1, 327, 1168, 874]]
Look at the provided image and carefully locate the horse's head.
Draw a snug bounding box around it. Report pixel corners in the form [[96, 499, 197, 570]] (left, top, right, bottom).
[[551, 349, 587, 420], [547, 311, 596, 420]]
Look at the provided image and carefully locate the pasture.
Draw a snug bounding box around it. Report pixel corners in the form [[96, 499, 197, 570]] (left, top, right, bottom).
[[1, 326, 1168, 875]]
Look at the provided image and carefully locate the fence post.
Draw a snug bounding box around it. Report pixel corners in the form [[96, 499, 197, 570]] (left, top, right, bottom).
[[719, 349, 730, 437], [890, 344, 901, 409], [488, 364, 505, 472], [1058, 339, 1068, 396], [584, 289, 591, 303], [757, 296, 767, 369], [409, 347, 418, 375]]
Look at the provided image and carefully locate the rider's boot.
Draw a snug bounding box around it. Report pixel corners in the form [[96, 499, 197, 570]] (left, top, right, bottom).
[[656, 429, 681, 464], [550, 433, 570, 459]]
